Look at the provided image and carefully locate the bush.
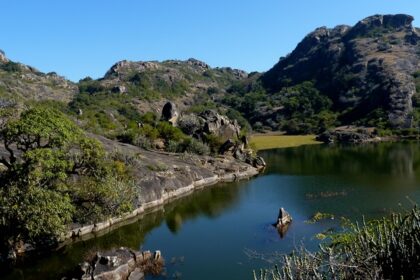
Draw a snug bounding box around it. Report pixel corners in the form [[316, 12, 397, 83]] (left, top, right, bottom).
[[183, 138, 210, 155], [157, 121, 186, 142]]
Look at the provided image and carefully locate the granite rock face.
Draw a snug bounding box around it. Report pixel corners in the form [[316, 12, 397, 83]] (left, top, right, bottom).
[[177, 110, 241, 141], [261, 14, 420, 128]]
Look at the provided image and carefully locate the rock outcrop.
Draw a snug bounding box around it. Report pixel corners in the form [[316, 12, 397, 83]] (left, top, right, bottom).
[[178, 109, 241, 141], [316, 126, 381, 144], [64, 248, 163, 280], [0, 50, 8, 63], [273, 208, 292, 238], [161, 101, 179, 125], [261, 14, 420, 129], [0, 52, 77, 102]]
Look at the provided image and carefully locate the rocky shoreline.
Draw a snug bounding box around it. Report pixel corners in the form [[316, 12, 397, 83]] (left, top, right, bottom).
[[64, 247, 164, 280], [63, 163, 260, 243]]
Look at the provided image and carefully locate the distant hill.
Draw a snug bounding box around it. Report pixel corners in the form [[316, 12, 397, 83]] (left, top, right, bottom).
[[252, 14, 420, 132], [0, 50, 77, 104]]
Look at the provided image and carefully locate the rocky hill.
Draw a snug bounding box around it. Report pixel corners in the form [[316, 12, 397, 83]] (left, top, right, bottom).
[[0, 50, 77, 104], [258, 14, 420, 131], [1, 14, 420, 136]]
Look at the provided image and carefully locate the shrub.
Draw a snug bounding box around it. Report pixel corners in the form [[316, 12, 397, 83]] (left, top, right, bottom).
[[157, 121, 185, 142], [183, 138, 210, 155]]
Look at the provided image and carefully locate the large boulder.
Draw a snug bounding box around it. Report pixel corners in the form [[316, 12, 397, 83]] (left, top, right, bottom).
[[199, 110, 241, 140], [178, 110, 241, 141], [161, 102, 179, 125]]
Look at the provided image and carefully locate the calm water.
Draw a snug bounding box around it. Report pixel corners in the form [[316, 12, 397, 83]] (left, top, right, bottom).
[[3, 142, 420, 280]]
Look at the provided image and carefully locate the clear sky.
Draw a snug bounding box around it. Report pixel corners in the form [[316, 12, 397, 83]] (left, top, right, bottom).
[[1, 0, 419, 81]]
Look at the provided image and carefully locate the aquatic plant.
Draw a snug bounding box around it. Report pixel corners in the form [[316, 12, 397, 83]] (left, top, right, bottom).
[[254, 206, 420, 279]]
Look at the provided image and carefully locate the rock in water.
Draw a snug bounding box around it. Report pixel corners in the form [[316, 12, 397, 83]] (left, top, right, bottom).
[[276, 207, 292, 227]]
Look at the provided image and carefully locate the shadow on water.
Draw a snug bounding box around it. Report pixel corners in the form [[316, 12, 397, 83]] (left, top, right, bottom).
[[261, 142, 420, 187]]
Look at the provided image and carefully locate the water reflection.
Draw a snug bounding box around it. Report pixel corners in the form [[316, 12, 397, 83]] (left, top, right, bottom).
[[2, 182, 244, 280], [261, 142, 420, 186]]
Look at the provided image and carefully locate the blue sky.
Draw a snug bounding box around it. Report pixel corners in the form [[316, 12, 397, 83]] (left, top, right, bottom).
[[1, 0, 419, 81]]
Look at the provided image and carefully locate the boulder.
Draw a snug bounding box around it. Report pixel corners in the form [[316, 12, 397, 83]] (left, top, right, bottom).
[[276, 207, 292, 227], [178, 110, 241, 141], [177, 114, 203, 137], [65, 248, 163, 280], [219, 139, 236, 155], [199, 110, 240, 140], [253, 156, 266, 169], [161, 102, 179, 125], [112, 85, 128, 94]]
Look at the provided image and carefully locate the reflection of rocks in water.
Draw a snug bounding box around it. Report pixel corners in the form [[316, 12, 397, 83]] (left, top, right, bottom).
[[163, 182, 243, 233], [166, 213, 183, 233], [388, 145, 414, 178]]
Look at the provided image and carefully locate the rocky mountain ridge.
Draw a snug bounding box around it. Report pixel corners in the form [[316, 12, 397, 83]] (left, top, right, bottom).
[[261, 14, 420, 129]]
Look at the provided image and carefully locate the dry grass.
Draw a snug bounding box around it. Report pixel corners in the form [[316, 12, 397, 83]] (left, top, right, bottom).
[[250, 135, 321, 151]]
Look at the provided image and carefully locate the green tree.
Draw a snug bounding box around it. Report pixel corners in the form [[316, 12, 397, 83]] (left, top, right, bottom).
[[0, 107, 135, 251]]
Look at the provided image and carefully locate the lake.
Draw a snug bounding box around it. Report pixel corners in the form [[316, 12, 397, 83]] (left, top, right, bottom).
[[3, 142, 420, 280]]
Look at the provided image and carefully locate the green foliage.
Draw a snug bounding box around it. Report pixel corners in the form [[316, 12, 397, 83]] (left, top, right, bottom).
[[156, 121, 186, 143], [78, 78, 105, 94], [0, 185, 74, 245], [0, 107, 137, 250], [203, 134, 225, 154], [255, 206, 420, 279]]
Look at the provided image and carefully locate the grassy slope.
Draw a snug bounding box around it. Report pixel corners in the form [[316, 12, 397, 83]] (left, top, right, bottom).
[[250, 135, 321, 151]]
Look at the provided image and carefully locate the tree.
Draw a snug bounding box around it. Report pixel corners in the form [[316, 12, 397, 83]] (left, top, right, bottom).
[[0, 107, 136, 251]]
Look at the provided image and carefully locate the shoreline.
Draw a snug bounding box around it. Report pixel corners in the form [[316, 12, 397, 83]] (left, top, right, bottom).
[[250, 134, 321, 151], [61, 165, 260, 245]]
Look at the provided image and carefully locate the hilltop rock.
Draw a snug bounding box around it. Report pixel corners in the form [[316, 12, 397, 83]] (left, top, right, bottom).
[[0, 55, 77, 102], [0, 50, 8, 63]]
